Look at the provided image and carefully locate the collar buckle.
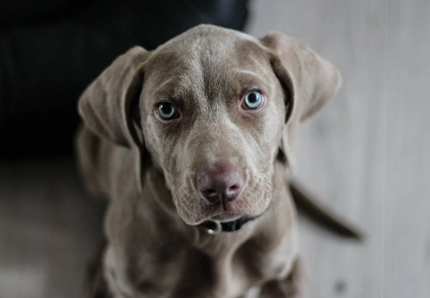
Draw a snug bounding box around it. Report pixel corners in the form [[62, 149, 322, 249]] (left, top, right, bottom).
[[203, 221, 222, 234]]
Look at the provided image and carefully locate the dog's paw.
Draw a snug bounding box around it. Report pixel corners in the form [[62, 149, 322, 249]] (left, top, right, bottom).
[[259, 258, 305, 298]]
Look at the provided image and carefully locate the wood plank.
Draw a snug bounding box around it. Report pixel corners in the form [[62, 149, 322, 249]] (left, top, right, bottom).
[[385, 0, 430, 297]]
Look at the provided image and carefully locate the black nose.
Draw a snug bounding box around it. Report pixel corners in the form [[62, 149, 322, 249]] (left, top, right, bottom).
[[197, 163, 243, 206]]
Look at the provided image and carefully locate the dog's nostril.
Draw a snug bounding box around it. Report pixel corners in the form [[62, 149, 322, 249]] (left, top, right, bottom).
[[200, 188, 221, 204], [205, 189, 217, 196], [228, 184, 240, 192], [225, 183, 242, 201]]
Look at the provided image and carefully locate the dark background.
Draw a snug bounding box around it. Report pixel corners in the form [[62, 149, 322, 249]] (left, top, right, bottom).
[[0, 0, 248, 158]]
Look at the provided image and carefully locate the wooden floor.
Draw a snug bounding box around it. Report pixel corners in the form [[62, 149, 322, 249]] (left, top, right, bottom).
[[0, 159, 105, 298], [1, 1, 429, 297], [249, 0, 430, 297]]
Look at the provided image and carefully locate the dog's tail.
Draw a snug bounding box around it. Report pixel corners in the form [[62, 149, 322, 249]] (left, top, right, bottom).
[[288, 180, 364, 240]]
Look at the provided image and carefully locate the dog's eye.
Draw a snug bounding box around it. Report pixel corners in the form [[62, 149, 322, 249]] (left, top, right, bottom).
[[156, 103, 178, 120], [242, 91, 264, 110]]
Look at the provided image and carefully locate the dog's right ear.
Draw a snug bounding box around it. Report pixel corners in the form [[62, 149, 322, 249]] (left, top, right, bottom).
[[78, 47, 149, 148]]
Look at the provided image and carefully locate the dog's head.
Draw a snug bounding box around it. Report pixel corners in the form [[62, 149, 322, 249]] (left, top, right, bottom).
[[78, 25, 341, 225]]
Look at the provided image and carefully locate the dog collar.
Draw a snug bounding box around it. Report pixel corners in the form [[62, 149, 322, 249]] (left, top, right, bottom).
[[200, 216, 260, 234]]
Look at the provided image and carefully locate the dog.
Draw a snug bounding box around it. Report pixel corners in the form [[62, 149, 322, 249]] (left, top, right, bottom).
[[76, 24, 342, 298]]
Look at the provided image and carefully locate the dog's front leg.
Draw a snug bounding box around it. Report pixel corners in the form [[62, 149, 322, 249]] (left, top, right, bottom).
[[258, 258, 305, 298]]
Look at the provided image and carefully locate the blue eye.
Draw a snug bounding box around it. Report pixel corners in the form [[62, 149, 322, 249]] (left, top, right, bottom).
[[243, 91, 264, 109], [157, 103, 178, 120]]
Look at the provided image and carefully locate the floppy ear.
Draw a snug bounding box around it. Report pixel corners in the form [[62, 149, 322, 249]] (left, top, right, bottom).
[[78, 47, 150, 189], [78, 46, 149, 147], [260, 33, 342, 173]]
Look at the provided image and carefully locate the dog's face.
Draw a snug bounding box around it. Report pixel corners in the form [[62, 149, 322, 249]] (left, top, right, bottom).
[[140, 30, 286, 225], [78, 25, 341, 226]]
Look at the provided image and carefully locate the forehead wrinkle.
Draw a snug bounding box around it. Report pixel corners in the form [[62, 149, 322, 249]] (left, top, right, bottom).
[[153, 78, 173, 94], [234, 69, 264, 81]]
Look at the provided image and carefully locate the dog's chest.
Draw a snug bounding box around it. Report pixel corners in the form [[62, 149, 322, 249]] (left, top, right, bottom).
[[107, 227, 295, 298]]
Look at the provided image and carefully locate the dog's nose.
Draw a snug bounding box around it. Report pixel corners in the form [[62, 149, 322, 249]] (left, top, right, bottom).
[[197, 164, 243, 205]]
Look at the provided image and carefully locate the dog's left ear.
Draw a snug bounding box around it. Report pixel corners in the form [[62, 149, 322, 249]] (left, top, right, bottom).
[[78, 47, 149, 147], [260, 33, 342, 173], [78, 47, 150, 190]]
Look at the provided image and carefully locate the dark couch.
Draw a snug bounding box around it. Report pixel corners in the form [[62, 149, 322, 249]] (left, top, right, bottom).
[[0, 0, 249, 158]]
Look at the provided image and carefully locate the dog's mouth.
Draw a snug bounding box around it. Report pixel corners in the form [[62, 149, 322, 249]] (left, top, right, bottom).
[[206, 201, 245, 217], [201, 200, 256, 223], [175, 175, 273, 227], [210, 210, 243, 222]]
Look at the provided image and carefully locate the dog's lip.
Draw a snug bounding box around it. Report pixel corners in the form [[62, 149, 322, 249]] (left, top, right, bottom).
[[210, 212, 243, 222], [203, 201, 246, 222]]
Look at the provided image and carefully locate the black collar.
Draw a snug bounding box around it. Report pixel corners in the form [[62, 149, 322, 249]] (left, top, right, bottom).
[[200, 215, 260, 234]]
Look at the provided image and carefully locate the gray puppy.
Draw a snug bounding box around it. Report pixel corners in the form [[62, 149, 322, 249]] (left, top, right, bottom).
[[77, 25, 341, 298]]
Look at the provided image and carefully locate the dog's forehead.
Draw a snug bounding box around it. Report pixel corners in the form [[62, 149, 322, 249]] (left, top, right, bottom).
[[143, 25, 271, 104], [153, 24, 262, 61]]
